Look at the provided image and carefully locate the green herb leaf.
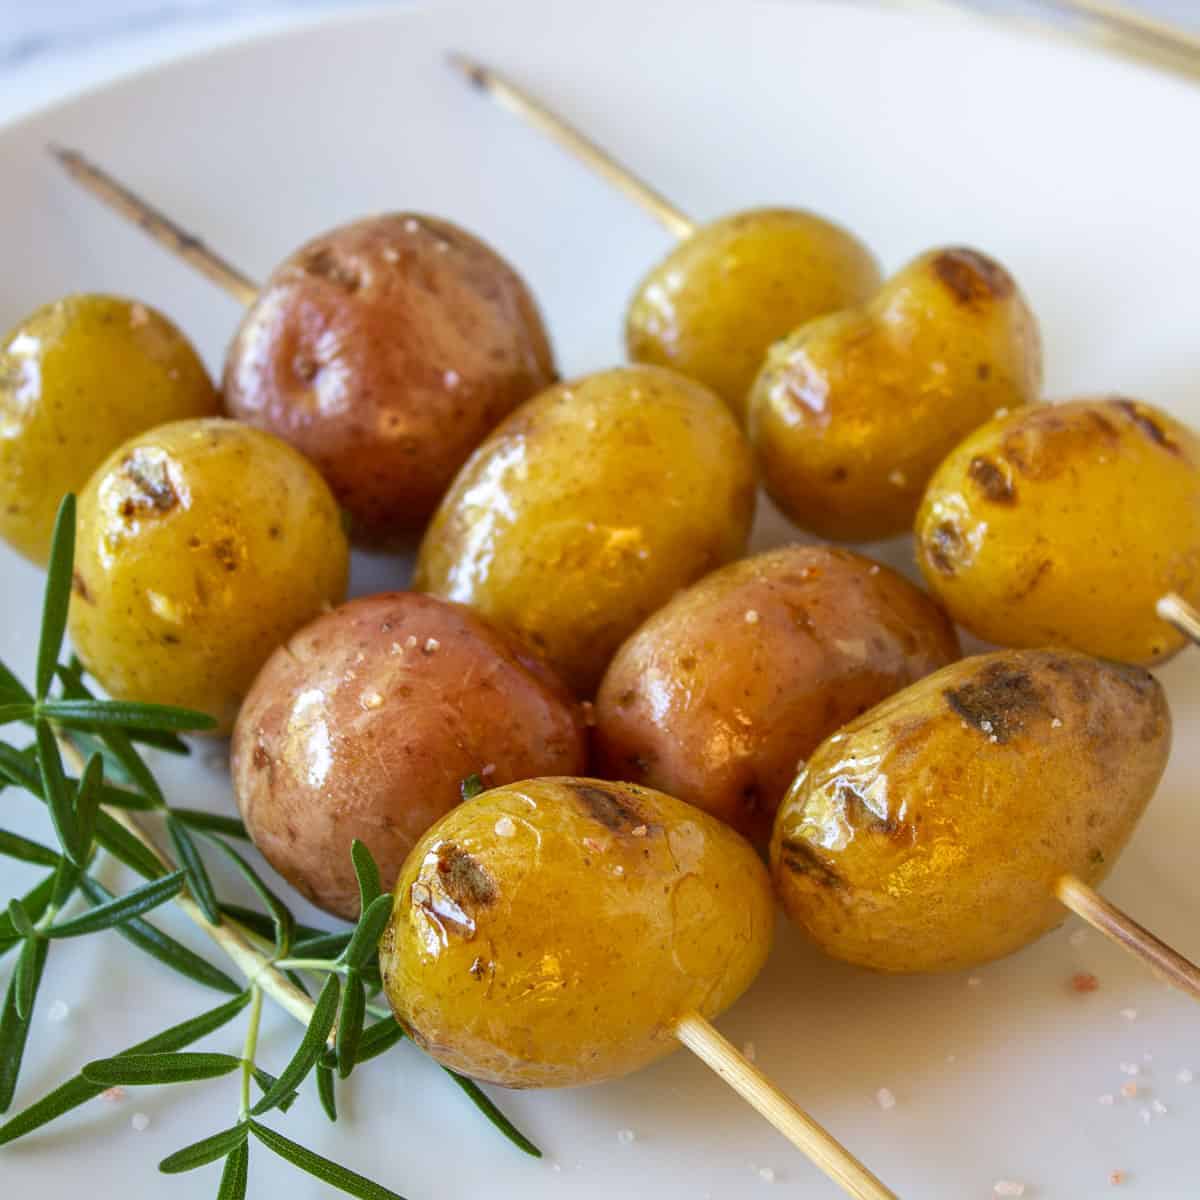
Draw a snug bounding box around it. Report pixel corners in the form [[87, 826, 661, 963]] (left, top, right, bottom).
[[94, 810, 166, 879], [217, 1140, 249, 1200], [0, 991, 249, 1142], [335, 974, 366, 1079], [13, 933, 48, 1020], [94, 783, 159, 811], [47, 870, 185, 939], [0, 743, 39, 791], [36, 495, 76, 700], [250, 973, 339, 1115], [316, 1059, 337, 1122], [0, 658, 32, 704], [7, 899, 37, 940], [350, 840, 382, 912], [219, 904, 326, 946], [172, 809, 249, 840], [200, 837, 292, 954], [460, 773, 484, 801], [40, 699, 216, 733], [77, 875, 241, 995], [166, 815, 221, 924], [73, 752, 104, 859], [0, 938, 48, 1111], [0, 830, 59, 867], [48, 858, 80, 910], [339, 894, 392, 972], [446, 1071, 542, 1158], [0, 703, 33, 729], [81, 1051, 243, 1087], [251, 1067, 298, 1114], [353, 1017, 405, 1066], [34, 720, 82, 864], [0, 873, 57, 944], [159, 1123, 249, 1174], [249, 1120, 409, 1200], [290, 931, 352, 960]]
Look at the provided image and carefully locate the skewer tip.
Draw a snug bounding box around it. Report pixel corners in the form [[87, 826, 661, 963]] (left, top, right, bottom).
[[446, 52, 489, 90]]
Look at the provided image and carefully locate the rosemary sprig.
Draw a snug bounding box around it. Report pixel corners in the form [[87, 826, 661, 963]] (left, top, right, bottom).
[[0, 495, 542, 1198]]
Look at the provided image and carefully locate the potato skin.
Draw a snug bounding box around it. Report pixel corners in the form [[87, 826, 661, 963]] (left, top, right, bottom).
[[69, 419, 349, 734], [381, 777, 774, 1087], [415, 366, 757, 695], [223, 214, 556, 540], [593, 546, 960, 846], [0, 295, 219, 564], [232, 594, 587, 919], [626, 208, 881, 421], [916, 398, 1200, 666], [770, 650, 1171, 973], [748, 246, 1043, 541]]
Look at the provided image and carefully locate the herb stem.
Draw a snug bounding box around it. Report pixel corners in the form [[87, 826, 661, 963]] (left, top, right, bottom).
[[272, 958, 343, 974], [239, 985, 263, 1120]]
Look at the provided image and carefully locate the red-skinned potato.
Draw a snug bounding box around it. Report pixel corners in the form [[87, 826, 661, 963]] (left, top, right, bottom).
[[231, 593, 587, 918], [224, 214, 556, 540], [592, 546, 960, 846]]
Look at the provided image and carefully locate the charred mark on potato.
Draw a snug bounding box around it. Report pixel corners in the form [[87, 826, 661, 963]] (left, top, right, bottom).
[[836, 780, 911, 841], [1011, 557, 1052, 600], [252, 744, 271, 771], [976, 362, 992, 381], [778, 837, 844, 890], [436, 843, 498, 909], [932, 248, 1014, 308], [116, 448, 179, 519], [301, 246, 361, 292], [925, 521, 964, 576], [968, 456, 1016, 504], [212, 538, 239, 572], [570, 782, 646, 833], [71, 570, 93, 604], [1112, 398, 1180, 456], [944, 662, 1044, 743]]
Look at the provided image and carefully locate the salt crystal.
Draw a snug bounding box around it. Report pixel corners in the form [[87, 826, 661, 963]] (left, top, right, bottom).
[[423, 638, 440, 654], [757, 1166, 776, 1184], [1119, 1008, 1137, 1022], [1177, 1068, 1194, 1085], [612, 865, 624, 877], [616, 1128, 636, 1145], [993, 1182, 1025, 1197], [360, 691, 383, 710], [888, 469, 907, 487], [404, 218, 420, 233], [1069, 928, 1087, 946], [1051, 717, 1063, 729], [632, 825, 648, 838], [1152, 1099, 1167, 1115], [390, 642, 403, 655], [46, 999, 70, 1023], [1139, 1107, 1152, 1125], [494, 816, 517, 838], [979, 720, 994, 734], [101, 1087, 126, 1103], [128, 303, 149, 328], [444, 369, 461, 389], [868, 564, 880, 575], [967, 976, 983, 989], [131, 1113, 150, 1132], [1120, 1062, 1139, 1076], [994, 407, 1010, 419], [1098, 1094, 1115, 1106], [382, 246, 400, 263], [580, 701, 597, 727], [744, 609, 760, 624], [1109, 1170, 1126, 1186], [404, 635, 418, 649], [1121, 1081, 1138, 1098], [481, 763, 496, 777], [875, 1087, 896, 1110], [743, 1041, 757, 1063]]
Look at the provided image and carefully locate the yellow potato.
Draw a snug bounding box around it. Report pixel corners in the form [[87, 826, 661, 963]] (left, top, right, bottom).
[[770, 650, 1171, 973], [415, 366, 756, 694], [380, 777, 774, 1087], [626, 208, 880, 421], [916, 397, 1200, 665], [748, 246, 1043, 541], [69, 418, 349, 733], [0, 295, 219, 564]]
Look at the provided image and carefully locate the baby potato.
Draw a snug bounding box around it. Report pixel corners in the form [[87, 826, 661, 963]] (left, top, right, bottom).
[[770, 649, 1171, 973], [232, 593, 587, 919], [381, 777, 774, 1087], [626, 208, 880, 421], [224, 214, 557, 540], [415, 366, 756, 695], [593, 546, 960, 846], [69, 418, 349, 734], [748, 246, 1043, 542], [0, 294, 219, 564], [916, 398, 1200, 665]]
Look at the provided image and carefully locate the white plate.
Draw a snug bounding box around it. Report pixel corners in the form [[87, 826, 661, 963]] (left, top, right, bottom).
[[2, 2, 1199, 1197]]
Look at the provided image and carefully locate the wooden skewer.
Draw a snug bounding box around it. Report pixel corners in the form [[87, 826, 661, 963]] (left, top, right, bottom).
[[1056, 875, 1200, 1000], [446, 54, 697, 240], [50, 146, 260, 307], [676, 1013, 897, 1200], [1158, 591, 1200, 645]]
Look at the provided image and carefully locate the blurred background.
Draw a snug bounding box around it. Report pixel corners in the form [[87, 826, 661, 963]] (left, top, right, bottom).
[[0, 0, 1197, 79]]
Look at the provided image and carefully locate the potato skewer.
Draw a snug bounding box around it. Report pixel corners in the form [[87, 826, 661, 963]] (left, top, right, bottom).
[[47, 147, 903, 1200], [445, 57, 1200, 641]]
